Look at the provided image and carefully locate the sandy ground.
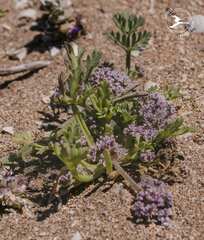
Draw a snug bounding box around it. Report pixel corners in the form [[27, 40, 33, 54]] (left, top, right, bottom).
[[0, 0, 204, 239]]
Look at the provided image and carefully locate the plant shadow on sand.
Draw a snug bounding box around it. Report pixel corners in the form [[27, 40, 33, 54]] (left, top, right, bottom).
[[0, 72, 38, 90], [1, 110, 101, 221], [5, 151, 85, 221], [22, 10, 84, 56]]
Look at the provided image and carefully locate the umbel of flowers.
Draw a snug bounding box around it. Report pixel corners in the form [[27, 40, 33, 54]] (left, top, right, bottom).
[[132, 177, 173, 226]]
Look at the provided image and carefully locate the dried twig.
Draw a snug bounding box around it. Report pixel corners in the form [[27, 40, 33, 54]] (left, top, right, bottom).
[[120, 82, 140, 96], [0, 61, 51, 76], [149, 0, 155, 14], [112, 160, 141, 193], [113, 92, 147, 103]]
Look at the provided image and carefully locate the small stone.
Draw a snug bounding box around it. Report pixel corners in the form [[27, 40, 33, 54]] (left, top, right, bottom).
[[198, 73, 204, 79], [39, 232, 47, 237], [71, 231, 82, 240], [40, 0, 72, 9], [181, 74, 188, 82], [2, 24, 12, 31], [60, 0, 72, 8], [35, 121, 42, 127], [177, 132, 193, 141], [42, 95, 50, 104], [112, 183, 124, 195], [7, 47, 27, 61], [197, 96, 204, 105], [14, 0, 33, 9], [149, 0, 155, 15], [144, 81, 159, 91], [86, 33, 93, 40], [18, 9, 37, 20], [2, 126, 14, 135], [50, 47, 60, 57]]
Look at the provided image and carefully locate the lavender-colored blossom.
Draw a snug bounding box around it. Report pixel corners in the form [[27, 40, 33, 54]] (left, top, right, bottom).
[[88, 147, 97, 163], [58, 172, 71, 185], [132, 177, 173, 226], [76, 136, 87, 147], [140, 150, 156, 162], [87, 116, 97, 130], [67, 25, 83, 41], [88, 135, 127, 163], [50, 87, 63, 110], [90, 66, 132, 95], [124, 124, 157, 141], [139, 93, 176, 129]]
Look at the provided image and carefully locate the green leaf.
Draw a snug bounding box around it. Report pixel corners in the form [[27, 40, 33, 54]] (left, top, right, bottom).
[[154, 118, 190, 146], [84, 50, 101, 82], [108, 12, 151, 72], [19, 144, 34, 160], [164, 86, 182, 100], [0, 8, 7, 18], [13, 132, 33, 145]]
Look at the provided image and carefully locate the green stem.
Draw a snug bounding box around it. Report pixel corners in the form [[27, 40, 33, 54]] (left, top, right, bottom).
[[103, 149, 113, 174], [72, 106, 94, 147], [75, 172, 94, 183], [80, 159, 98, 172]]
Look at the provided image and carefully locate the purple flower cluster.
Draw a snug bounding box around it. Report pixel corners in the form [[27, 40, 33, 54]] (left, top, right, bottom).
[[139, 93, 176, 129], [124, 124, 157, 141], [133, 177, 173, 226], [140, 150, 156, 163], [67, 25, 83, 41], [88, 135, 127, 163], [0, 167, 27, 209], [79, 136, 87, 146], [90, 66, 131, 95], [124, 92, 176, 145], [58, 172, 71, 185], [87, 116, 97, 130], [50, 87, 63, 110]]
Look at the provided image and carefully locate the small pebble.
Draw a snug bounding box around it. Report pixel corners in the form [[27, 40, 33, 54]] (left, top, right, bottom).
[[18, 9, 37, 21], [60, 0, 72, 8], [71, 231, 82, 240], [42, 95, 50, 104], [2, 126, 14, 135], [50, 47, 61, 57], [198, 73, 204, 79], [7, 47, 27, 61], [40, 0, 72, 9], [15, 0, 32, 9], [2, 24, 12, 32]]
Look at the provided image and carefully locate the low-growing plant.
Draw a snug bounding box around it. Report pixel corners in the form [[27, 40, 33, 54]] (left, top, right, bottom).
[[12, 42, 189, 187], [107, 12, 151, 75], [1, 13, 190, 225]]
